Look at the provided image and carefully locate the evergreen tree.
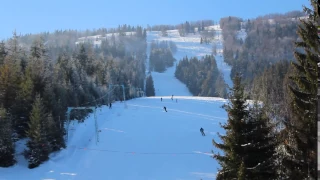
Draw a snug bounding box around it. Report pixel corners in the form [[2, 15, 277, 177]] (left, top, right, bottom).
[[42, 82, 66, 151], [149, 48, 174, 73], [0, 108, 16, 167], [145, 75, 155, 96], [76, 44, 88, 73], [0, 32, 22, 110], [244, 103, 277, 179], [161, 28, 168, 37], [215, 74, 227, 98], [185, 21, 190, 34], [175, 55, 226, 98], [28, 38, 49, 94], [283, 1, 318, 179], [26, 94, 49, 169], [212, 74, 277, 179], [0, 64, 18, 110], [143, 29, 147, 40], [0, 21, 149, 169], [0, 41, 6, 66], [201, 21, 205, 31], [212, 73, 250, 179], [44, 112, 65, 152], [13, 66, 34, 137]]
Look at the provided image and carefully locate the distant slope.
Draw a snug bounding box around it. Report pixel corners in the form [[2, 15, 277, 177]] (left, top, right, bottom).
[[75, 24, 233, 95], [147, 25, 233, 96]]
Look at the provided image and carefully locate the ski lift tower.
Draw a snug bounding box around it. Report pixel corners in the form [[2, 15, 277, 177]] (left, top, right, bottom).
[[136, 88, 145, 97], [108, 84, 126, 102], [65, 106, 99, 144]]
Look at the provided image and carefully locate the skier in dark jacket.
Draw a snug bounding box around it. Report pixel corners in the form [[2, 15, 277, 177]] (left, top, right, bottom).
[[109, 103, 112, 109], [200, 127, 205, 136], [161, 97, 162, 101], [163, 106, 167, 112]]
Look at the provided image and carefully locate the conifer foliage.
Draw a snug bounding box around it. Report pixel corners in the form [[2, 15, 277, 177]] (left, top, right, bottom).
[[145, 75, 155, 97], [0, 108, 16, 167], [212, 73, 277, 179], [26, 95, 50, 169], [149, 41, 176, 72], [282, 1, 319, 179], [175, 55, 227, 98], [0, 26, 148, 168]]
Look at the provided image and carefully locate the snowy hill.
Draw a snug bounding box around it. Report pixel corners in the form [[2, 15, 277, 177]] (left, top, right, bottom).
[[147, 25, 233, 95], [75, 32, 137, 46], [0, 97, 228, 180], [1, 24, 238, 180]]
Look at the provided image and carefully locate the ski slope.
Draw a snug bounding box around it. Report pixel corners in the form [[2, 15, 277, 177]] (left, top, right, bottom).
[[0, 25, 240, 180], [147, 25, 233, 96], [0, 97, 228, 180]]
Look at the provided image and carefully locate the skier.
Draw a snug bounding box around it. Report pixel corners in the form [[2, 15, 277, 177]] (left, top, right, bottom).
[[109, 103, 112, 109], [200, 127, 205, 136], [171, 95, 173, 100], [163, 106, 167, 112], [161, 97, 162, 101]]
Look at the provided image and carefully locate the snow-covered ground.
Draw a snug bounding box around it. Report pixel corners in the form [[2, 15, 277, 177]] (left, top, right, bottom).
[[147, 25, 233, 95], [0, 97, 228, 180], [236, 28, 247, 41], [0, 25, 245, 180], [74, 24, 235, 91], [75, 32, 137, 46]]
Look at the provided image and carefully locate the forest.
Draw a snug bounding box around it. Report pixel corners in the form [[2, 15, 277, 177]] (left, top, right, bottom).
[[0, 25, 147, 168], [175, 55, 227, 98], [0, 1, 318, 179], [212, 4, 317, 179], [149, 40, 176, 72], [220, 10, 307, 122]]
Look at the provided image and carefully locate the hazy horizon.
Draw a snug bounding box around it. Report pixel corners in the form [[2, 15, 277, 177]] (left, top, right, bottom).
[[1, 0, 310, 40]]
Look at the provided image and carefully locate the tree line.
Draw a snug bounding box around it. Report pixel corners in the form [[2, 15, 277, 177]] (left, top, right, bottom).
[[213, 2, 317, 179], [175, 55, 227, 98], [0, 25, 147, 168], [149, 41, 176, 73], [222, 12, 301, 83]]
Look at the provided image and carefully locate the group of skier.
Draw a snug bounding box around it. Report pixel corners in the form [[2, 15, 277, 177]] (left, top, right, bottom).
[[160, 95, 177, 103], [161, 95, 205, 136], [108, 97, 206, 136]]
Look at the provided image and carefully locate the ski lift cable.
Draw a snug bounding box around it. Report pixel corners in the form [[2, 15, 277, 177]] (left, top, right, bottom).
[[80, 86, 117, 106], [75, 147, 212, 155]]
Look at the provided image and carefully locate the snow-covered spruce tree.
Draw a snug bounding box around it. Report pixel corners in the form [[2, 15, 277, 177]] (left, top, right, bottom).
[[212, 73, 250, 179], [244, 103, 277, 179], [26, 94, 50, 169], [13, 66, 34, 137], [43, 112, 65, 152], [0, 108, 16, 167], [212, 73, 277, 179], [42, 83, 66, 152], [145, 75, 155, 96], [0, 41, 6, 65], [282, 0, 319, 179]]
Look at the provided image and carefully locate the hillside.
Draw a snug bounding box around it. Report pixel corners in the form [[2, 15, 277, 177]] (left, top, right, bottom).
[[0, 23, 232, 180], [146, 25, 233, 96], [0, 97, 228, 180], [0, 7, 316, 178]]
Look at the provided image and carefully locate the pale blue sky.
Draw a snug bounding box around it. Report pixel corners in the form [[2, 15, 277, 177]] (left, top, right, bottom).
[[1, 0, 310, 40]]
